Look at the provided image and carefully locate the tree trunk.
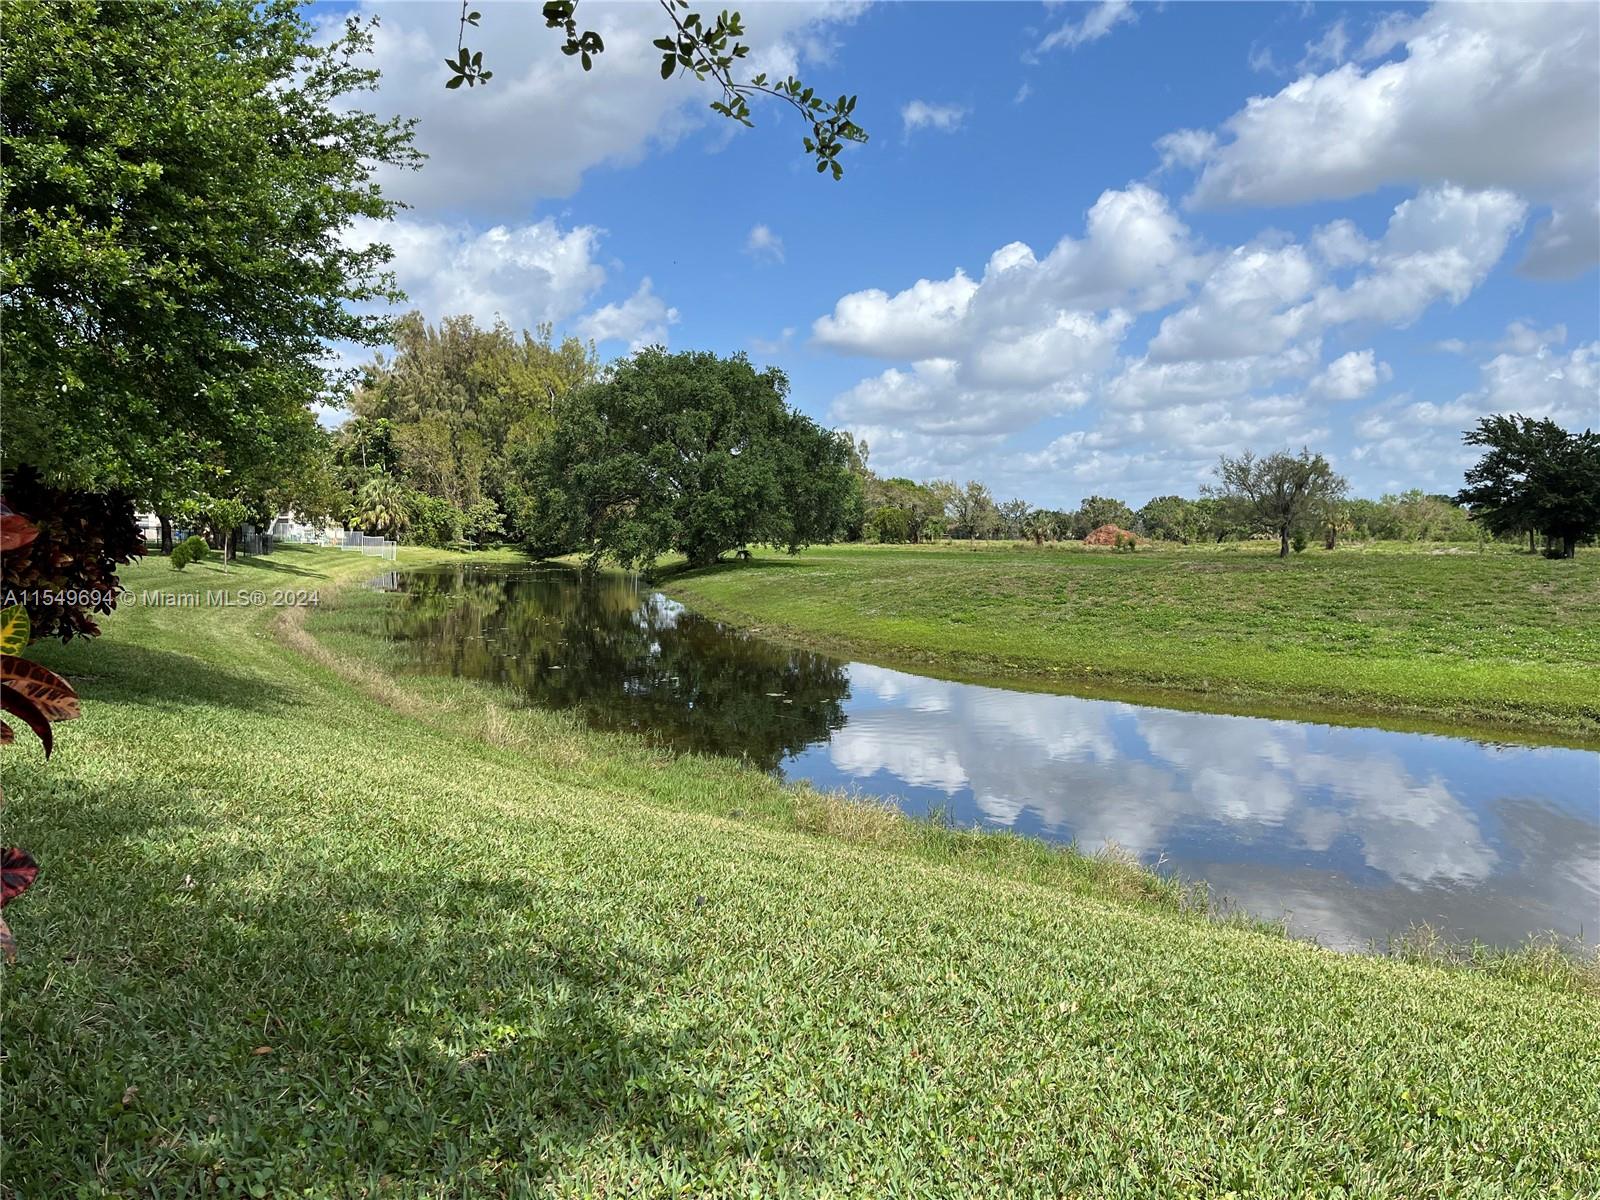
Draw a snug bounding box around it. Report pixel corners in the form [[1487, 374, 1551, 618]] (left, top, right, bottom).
[[1324, 524, 1337, 550], [1528, 529, 1536, 554], [1279, 528, 1290, 558], [225, 530, 235, 563], [1563, 534, 1577, 559], [158, 514, 173, 554]]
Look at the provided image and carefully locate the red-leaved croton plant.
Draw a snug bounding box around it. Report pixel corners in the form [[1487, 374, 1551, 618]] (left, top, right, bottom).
[[1, 500, 84, 960]]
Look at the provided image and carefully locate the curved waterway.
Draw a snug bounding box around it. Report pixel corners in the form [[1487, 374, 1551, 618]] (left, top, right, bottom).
[[379, 563, 1599, 953]]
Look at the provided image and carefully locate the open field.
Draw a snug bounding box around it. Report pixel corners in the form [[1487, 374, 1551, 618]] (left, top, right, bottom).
[[3, 544, 1598, 1195], [664, 540, 1600, 743]]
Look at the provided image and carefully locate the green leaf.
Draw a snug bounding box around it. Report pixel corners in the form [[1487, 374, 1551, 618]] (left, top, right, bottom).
[[0, 606, 28, 655], [661, 55, 675, 79], [445, 74, 465, 89]]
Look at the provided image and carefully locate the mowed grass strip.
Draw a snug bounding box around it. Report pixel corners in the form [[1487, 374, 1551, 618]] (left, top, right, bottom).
[[664, 541, 1600, 742], [4, 546, 1598, 1196]]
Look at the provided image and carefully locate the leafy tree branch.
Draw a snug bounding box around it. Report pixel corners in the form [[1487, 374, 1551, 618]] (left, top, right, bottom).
[[446, 0, 867, 178]]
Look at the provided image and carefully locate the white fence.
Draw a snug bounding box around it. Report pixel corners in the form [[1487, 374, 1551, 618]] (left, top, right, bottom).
[[340, 532, 398, 561]]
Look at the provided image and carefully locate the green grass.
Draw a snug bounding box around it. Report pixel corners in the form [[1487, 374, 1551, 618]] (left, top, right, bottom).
[[5, 545, 1598, 1196], [663, 540, 1600, 743]]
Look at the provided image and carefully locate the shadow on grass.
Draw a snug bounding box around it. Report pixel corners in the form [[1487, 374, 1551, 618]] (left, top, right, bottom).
[[224, 553, 326, 578], [3, 775, 828, 1192], [30, 639, 297, 714], [656, 556, 809, 584]]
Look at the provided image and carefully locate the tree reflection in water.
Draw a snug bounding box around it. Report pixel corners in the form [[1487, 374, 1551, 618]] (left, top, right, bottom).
[[384, 564, 849, 770], [378, 564, 1600, 950]]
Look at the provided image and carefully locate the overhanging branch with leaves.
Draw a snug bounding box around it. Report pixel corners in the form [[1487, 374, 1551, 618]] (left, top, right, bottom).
[[446, 0, 867, 179]]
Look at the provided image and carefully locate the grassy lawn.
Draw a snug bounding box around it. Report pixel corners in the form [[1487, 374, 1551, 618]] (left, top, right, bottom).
[[5, 545, 1598, 1196], [664, 540, 1600, 744]]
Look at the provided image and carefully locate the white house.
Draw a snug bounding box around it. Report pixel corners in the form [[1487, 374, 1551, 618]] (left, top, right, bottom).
[[134, 511, 347, 548], [266, 512, 346, 545]]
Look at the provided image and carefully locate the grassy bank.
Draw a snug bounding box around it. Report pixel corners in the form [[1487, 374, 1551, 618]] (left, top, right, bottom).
[[5, 546, 1598, 1196], [664, 541, 1600, 743]]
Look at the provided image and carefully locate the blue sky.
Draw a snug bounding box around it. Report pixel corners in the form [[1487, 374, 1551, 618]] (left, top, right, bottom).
[[325, 1, 1599, 507]]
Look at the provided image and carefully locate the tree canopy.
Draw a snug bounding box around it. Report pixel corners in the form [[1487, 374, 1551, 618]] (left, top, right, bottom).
[[347, 313, 598, 544], [1, 0, 418, 507], [519, 349, 855, 570], [1207, 449, 1348, 558], [1457, 415, 1600, 558]]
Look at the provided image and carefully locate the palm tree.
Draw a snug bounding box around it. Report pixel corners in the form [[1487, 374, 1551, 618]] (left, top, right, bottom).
[[355, 474, 411, 539]]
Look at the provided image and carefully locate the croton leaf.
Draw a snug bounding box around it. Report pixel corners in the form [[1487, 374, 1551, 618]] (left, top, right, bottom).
[[0, 686, 51, 757], [0, 505, 39, 553], [1, 655, 80, 722], [0, 606, 29, 655], [0, 915, 14, 963], [0, 720, 12, 745], [1, 847, 37, 907]]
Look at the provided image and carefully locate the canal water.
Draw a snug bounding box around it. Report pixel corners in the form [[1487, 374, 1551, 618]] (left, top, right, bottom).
[[380, 563, 1600, 952]]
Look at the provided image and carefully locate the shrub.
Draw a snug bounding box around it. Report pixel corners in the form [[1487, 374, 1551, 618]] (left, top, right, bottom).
[[0, 465, 143, 641], [172, 535, 210, 569], [462, 499, 505, 547], [407, 493, 465, 549], [871, 506, 910, 544], [1291, 530, 1308, 553], [0, 507, 87, 961], [171, 535, 210, 569]]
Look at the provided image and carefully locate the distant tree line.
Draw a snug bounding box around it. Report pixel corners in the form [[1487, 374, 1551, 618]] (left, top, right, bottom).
[[843, 433, 1598, 557]]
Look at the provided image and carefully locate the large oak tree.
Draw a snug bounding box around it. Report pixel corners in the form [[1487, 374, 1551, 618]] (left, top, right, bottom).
[[1457, 415, 1600, 558], [519, 349, 855, 571], [1, 0, 419, 511]]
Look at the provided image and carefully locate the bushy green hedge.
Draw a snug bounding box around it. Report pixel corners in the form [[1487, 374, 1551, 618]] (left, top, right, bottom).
[[871, 506, 910, 544], [170, 535, 210, 570], [405, 493, 464, 549]]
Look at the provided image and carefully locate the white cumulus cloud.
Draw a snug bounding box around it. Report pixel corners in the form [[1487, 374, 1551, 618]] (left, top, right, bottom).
[[901, 99, 968, 136], [1164, 1, 1599, 276], [1309, 350, 1391, 402], [744, 224, 785, 264], [1352, 329, 1598, 487], [346, 215, 606, 330], [576, 279, 679, 351], [337, 1, 866, 220]]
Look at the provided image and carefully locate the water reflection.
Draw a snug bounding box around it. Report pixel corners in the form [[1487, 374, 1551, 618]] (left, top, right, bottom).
[[801, 667, 1599, 948], [385, 564, 1600, 951], [386, 565, 849, 768]]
